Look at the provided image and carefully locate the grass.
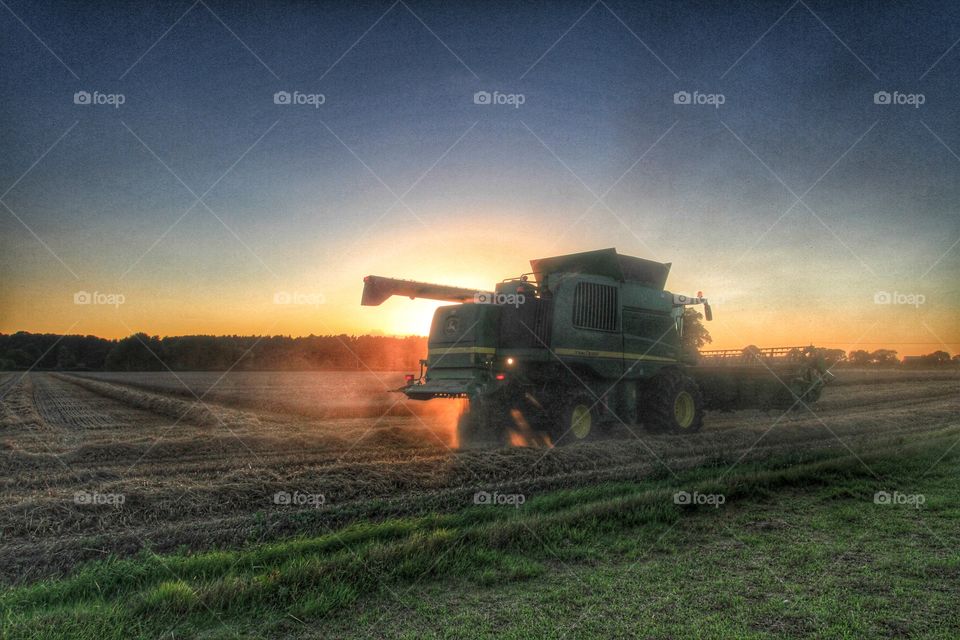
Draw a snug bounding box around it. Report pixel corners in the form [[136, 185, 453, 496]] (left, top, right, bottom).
[[3, 431, 959, 639], [380, 475, 959, 639]]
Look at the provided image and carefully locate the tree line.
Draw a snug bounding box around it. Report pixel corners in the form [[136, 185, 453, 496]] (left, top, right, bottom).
[[0, 331, 955, 371], [0, 332, 428, 371], [743, 347, 958, 368]]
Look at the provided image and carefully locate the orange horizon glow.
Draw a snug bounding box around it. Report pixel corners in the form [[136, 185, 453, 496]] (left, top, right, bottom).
[[3, 296, 956, 358], [2, 224, 957, 358]]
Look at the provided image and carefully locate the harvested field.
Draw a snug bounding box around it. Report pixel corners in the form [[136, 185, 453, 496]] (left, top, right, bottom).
[[73, 370, 418, 419], [1, 368, 957, 586]]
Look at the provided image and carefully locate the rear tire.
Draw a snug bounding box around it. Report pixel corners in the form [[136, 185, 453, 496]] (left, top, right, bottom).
[[641, 369, 704, 434], [552, 390, 600, 445]]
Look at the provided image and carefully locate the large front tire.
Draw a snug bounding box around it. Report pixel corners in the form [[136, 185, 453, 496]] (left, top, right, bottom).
[[642, 370, 704, 434]]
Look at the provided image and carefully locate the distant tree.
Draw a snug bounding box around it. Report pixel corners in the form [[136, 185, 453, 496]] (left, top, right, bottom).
[[681, 308, 712, 352], [818, 348, 847, 366], [105, 333, 164, 371], [870, 349, 899, 367], [5, 348, 37, 369], [848, 350, 872, 366], [55, 344, 78, 370]]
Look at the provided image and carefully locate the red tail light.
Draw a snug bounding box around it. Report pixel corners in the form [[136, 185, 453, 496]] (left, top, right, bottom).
[[495, 373, 506, 381]]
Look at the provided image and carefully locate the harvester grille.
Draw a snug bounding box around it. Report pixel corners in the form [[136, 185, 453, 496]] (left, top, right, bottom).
[[572, 282, 618, 331]]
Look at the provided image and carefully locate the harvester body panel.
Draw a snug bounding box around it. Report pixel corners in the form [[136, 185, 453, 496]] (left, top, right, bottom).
[[548, 274, 625, 379], [406, 303, 501, 399]]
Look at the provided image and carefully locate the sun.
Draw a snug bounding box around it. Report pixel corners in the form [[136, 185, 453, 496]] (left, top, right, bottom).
[[378, 299, 445, 336]]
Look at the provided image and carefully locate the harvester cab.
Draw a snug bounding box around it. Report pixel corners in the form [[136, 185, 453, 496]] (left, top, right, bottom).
[[361, 248, 827, 447]]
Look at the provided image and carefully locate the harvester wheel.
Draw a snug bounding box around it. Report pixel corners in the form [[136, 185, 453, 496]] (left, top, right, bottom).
[[552, 391, 600, 445], [642, 370, 704, 434]]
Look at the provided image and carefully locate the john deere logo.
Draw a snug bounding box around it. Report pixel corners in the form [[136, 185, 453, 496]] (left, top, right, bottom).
[[444, 316, 461, 336]]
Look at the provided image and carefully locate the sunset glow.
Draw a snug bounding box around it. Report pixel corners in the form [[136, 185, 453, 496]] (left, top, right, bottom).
[[1, 3, 957, 358]]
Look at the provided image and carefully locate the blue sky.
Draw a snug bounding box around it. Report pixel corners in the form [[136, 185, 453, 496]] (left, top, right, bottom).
[[1, 0, 958, 353]]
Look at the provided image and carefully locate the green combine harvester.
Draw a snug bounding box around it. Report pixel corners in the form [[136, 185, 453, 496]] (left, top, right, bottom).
[[362, 248, 829, 447]]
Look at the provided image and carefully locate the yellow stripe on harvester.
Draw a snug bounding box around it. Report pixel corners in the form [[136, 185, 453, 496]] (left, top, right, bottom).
[[427, 346, 674, 362], [554, 348, 676, 362], [428, 346, 497, 356]]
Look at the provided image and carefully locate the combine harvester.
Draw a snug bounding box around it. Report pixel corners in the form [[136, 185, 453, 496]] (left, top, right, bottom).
[[362, 249, 829, 447]]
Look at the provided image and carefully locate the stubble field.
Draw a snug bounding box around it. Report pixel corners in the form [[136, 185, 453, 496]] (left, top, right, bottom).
[[2, 368, 957, 581], [1, 368, 958, 638]]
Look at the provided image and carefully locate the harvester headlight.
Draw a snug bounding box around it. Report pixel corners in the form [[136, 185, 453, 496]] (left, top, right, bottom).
[[506, 357, 515, 366]]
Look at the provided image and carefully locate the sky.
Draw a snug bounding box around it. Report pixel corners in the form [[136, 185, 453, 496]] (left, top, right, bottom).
[[1, 0, 958, 356]]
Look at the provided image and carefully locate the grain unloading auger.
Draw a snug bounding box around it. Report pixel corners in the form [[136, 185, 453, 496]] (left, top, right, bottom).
[[361, 248, 830, 447]]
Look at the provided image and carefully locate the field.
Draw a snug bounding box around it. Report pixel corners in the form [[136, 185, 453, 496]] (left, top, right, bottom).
[[1, 369, 959, 638]]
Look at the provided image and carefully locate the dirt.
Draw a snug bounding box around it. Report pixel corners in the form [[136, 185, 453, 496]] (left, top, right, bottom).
[[0, 369, 957, 584]]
